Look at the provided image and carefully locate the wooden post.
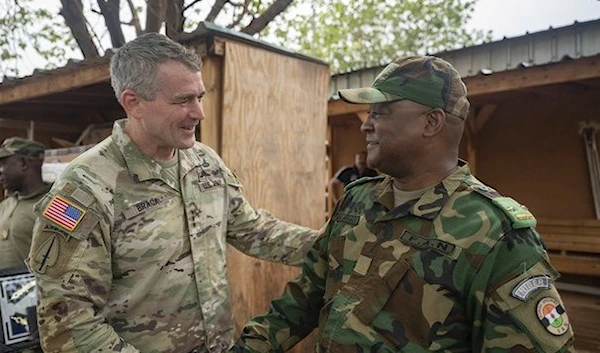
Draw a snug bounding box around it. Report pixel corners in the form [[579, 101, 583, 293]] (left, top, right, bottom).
[[465, 104, 497, 175]]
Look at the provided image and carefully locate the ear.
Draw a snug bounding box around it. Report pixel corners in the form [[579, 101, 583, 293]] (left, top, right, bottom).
[[423, 109, 446, 137], [120, 89, 143, 120], [18, 156, 29, 172]]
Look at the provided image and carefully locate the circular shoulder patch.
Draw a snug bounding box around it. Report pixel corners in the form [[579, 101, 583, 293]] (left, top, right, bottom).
[[536, 297, 570, 336]]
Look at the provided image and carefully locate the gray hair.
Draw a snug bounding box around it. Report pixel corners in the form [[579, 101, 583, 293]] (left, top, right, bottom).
[[110, 33, 202, 102]]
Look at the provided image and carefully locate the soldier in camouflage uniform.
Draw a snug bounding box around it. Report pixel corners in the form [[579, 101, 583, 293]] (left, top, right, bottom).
[[0, 137, 49, 353], [0, 137, 50, 271], [26, 33, 318, 353], [232, 56, 575, 352]]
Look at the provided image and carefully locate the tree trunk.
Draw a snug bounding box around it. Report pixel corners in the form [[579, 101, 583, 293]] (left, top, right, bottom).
[[165, 0, 184, 39], [241, 0, 293, 35], [97, 0, 126, 48], [145, 0, 165, 33], [60, 0, 99, 58]]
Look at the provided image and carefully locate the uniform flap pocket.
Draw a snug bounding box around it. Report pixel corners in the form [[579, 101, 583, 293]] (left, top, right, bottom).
[[349, 259, 410, 324], [324, 235, 346, 300]]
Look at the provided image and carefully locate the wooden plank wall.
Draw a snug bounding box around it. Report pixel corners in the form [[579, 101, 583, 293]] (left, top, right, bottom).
[[329, 114, 367, 179], [199, 55, 224, 154], [559, 289, 600, 352], [475, 90, 597, 219], [221, 41, 329, 351]]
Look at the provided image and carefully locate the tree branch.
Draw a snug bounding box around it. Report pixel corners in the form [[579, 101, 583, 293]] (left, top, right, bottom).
[[145, 0, 165, 33], [241, 0, 292, 35], [183, 0, 203, 13], [165, 0, 184, 38], [125, 0, 143, 36], [59, 0, 99, 58], [97, 0, 126, 47], [205, 0, 228, 22], [227, 0, 251, 29]]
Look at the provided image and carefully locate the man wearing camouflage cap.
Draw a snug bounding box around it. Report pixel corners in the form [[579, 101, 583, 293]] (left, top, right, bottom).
[[0, 137, 50, 271], [232, 56, 575, 352]]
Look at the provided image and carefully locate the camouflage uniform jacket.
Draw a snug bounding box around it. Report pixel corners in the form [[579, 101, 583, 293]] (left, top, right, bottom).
[[27, 120, 317, 353], [233, 162, 575, 353], [0, 184, 51, 270]]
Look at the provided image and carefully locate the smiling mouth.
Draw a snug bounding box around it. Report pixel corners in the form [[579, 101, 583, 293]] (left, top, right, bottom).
[[181, 126, 196, 131]]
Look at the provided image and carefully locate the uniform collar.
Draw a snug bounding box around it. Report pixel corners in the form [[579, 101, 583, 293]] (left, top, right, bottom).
[[17, 183, 52, 200], [374, 160, 471, 221], [112, 119, 206, 187]]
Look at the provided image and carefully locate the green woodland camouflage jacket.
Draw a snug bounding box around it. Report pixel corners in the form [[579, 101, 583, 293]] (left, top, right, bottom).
[[233, 162, 575, 353], [27, 120, 318, 353]]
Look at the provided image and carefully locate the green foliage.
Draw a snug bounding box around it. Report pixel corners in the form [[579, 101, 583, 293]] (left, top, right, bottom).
[[261, 0, 491, 73], [0, 0, 75, 77], [0, 0, 491, 78]]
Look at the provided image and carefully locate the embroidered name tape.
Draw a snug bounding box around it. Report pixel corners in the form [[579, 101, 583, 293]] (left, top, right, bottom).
[[43, 195, 86, 232], [511, 275, 551, 301]]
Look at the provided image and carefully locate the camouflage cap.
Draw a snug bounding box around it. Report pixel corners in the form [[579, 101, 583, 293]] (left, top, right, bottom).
[[338, 55, 470, 119], [0, 137, 45, 160]]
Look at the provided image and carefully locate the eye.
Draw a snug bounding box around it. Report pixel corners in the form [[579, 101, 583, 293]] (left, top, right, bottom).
[[368, 110, 384, 119]]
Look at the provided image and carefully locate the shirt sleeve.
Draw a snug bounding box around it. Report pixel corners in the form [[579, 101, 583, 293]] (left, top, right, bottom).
[[223, 166, 320, 266], [470, 228, 575, 353], [27, 189, 140, 353], [231, 227, 330, 352], [335, 167, 353, 185]]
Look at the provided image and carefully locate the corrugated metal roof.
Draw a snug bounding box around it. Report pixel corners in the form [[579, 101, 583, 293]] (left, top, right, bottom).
[[330, 18, 600, 100]]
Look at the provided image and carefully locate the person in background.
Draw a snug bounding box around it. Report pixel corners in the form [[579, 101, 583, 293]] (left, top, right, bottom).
[[0, 137, 50, 270], [328, 151, 378, 203], [27, 33, 319, 353], [0, 137, 50, 353], [231, 56, 575, 353]]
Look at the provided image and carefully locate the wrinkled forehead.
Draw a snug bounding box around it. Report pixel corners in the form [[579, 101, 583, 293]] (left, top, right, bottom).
[[370, 99, 432, 112]]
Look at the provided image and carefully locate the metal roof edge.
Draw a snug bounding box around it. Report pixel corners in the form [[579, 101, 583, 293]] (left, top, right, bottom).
[[178, 22, 328, 67]]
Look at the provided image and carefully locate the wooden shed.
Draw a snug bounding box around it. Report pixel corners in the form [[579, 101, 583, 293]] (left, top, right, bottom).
[[328, 19, 600, 352], [0, 22, 329, 351]]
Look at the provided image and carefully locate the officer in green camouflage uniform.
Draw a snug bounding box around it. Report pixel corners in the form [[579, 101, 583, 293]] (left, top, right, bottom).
[[232, 56, 575, 352], [0, 137, 50, 270], [26, 33, 318, 353]]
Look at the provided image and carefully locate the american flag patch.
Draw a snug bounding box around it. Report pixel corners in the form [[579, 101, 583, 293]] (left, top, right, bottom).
[[42, 195, 86, 231]]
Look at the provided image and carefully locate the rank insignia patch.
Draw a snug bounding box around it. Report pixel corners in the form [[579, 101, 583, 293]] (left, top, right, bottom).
[[42, 195, 86, 232], [537, 297, 570, 335]]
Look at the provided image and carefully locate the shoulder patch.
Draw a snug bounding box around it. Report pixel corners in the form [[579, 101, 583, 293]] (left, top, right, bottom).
[[466, 179, 536, 229], [491, 196, 537, 229], [42, 195, 86, 232], [344, 175, 386, 191]]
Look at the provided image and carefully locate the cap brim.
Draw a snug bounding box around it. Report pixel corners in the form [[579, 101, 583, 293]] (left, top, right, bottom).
[[0, 149, 13, 159], [338, 87, 405, 104]]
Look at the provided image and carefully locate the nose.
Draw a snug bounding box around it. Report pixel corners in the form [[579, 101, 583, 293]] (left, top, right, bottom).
[[360, 116, 373, 133], [189, 99, 206, 121]]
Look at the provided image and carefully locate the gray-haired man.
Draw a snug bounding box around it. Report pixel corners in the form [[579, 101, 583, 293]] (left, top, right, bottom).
[[28, 33, 318, 353]]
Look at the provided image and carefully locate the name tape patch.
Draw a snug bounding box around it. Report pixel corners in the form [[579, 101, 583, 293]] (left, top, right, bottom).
[[400, 230, 456, 256], [511, 275, 551, 301]]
